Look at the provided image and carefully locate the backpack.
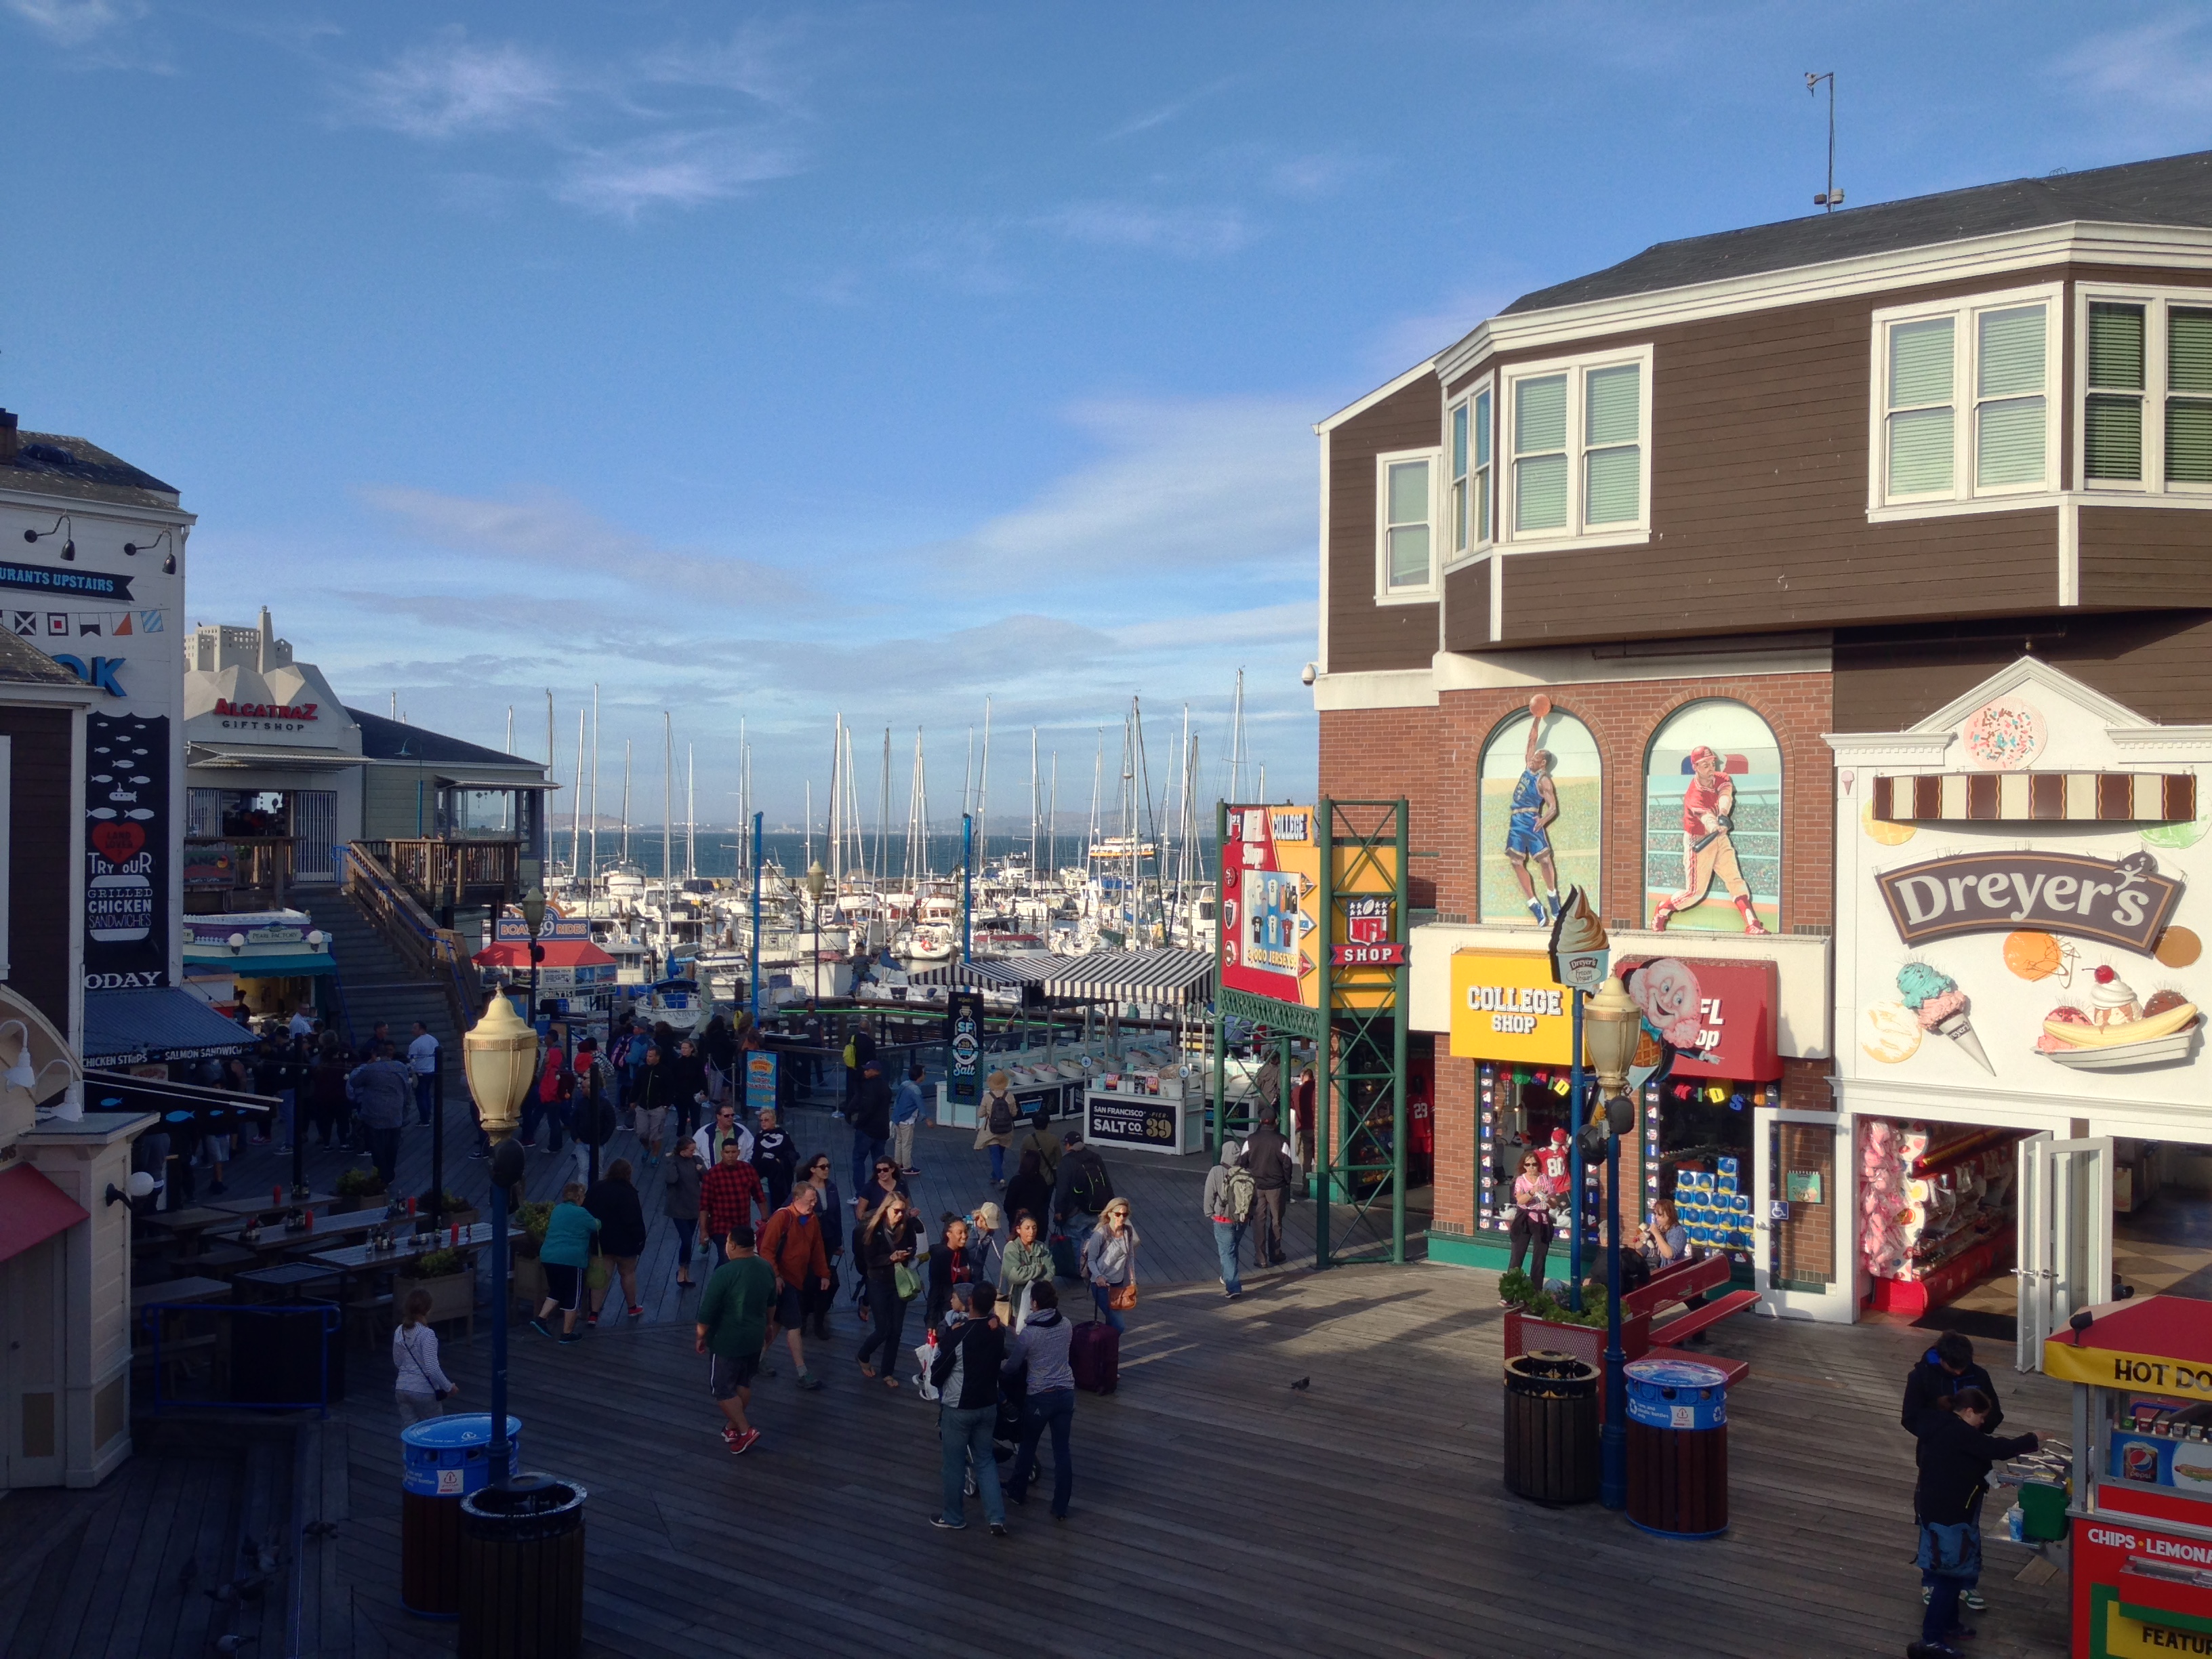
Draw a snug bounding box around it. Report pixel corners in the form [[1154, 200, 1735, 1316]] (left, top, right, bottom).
[[1618, 1246, 1653, 1294], [1223, 1166, 1256, 1223], [1069, 1150, 1111, 1216], [843, 1039, 859, 1069], [987, 1092, 1016, 1136]]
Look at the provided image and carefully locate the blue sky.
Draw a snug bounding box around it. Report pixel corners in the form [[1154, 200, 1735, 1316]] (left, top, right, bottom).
[[1, 1, 2201, 830]]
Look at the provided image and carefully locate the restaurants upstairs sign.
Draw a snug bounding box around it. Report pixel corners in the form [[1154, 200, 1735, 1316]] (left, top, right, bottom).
[[1877, 850, 2184, 956]]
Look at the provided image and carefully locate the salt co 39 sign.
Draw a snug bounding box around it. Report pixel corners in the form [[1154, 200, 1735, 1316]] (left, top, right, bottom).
[[1877, 849, 2184, 955]]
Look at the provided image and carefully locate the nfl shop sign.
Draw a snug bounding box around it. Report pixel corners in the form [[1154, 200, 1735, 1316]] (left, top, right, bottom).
[[1449, 951, 1574, 1064], [1657, 956, 1782, 1082], [1332, 895, 1404, 966]]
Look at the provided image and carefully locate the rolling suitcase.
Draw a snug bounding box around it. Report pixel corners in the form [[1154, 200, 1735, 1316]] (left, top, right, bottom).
[[1070, 1312, 1120, 1395]]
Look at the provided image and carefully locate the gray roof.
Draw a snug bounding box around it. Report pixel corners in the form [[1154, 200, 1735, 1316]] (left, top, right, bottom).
[[348, 706, 546, 773], [1504, 148, 2212, 316], [0, 628, 92, 689], [1, 429, 180, 510]]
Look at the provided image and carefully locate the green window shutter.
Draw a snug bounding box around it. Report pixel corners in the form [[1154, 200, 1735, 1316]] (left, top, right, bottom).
[[1585, 364, 1640, 445], [2085, 394, 2144, 481], [1452, 404, 1469, 478], [1514, 455, 1568, 531], [1889, 319, 1954, 408], [2088, 303, 2146, 389], [2167, 399, 2212, 484], [1887, 407, 1954, 496], [1977, 306, 2045, 398], [1515, 375, 1566, 454], [1584, 447, 1640, 524], [1387, 525, 1430, 588], [1474, 388, 1492, 468], [2171, 308, 2212, 392], [1474, 467, 1491, 544]]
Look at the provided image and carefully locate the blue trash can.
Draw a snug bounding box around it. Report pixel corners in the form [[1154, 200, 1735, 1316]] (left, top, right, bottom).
[[1624, 1358, 1729, 1538], [402, 1415, 522, 1616]]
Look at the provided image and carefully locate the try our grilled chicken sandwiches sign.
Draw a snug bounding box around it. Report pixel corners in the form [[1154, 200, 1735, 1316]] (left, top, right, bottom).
[[1877, 850, 2184, 955]]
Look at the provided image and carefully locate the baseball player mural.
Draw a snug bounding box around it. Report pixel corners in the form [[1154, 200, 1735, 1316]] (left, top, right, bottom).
[[1480, 695, 1601, 927], [1643, 700, 1782, 935]]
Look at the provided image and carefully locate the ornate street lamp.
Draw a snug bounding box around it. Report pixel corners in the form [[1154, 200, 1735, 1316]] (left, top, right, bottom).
[[804, 861, 826, 1012], [462, 991, 539, 1488], [1581, 974, 1642, 1512]]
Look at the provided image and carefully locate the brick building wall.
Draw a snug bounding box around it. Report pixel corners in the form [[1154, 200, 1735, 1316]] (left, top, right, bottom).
[[1322, 670, 1837, 1244]]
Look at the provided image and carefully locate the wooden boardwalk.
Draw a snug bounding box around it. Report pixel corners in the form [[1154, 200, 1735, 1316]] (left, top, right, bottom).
[[5, 1075, 2076, 1657]]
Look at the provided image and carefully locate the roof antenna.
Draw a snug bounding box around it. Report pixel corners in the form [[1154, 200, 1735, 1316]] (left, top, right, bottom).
[[1806, 72, 1842, 211]]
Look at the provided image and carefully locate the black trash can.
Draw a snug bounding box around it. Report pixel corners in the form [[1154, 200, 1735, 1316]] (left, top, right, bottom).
[[230, 1303, 345, 1406], [1624, 1357, 1729, 1538], [1503, 1349, 1598, 1505], [457, 1473, 586, 1659]]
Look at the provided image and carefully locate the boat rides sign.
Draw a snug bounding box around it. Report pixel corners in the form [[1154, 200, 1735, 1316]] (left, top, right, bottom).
[[1877, 850, 2183, 956]]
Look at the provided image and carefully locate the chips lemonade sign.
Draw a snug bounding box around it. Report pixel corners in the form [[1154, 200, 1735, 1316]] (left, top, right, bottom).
[[1449, 951, 1574, 1063]]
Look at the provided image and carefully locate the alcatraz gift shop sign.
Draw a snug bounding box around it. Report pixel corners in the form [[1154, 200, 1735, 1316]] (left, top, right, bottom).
[[85, 710, 171, 989], [1877, 849, 2183, 955]]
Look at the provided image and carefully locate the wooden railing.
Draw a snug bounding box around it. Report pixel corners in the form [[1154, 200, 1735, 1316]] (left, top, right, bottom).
[[343, 844, 485, 1040], [184, 836, 299, 910], [356, 838, 522, 913]]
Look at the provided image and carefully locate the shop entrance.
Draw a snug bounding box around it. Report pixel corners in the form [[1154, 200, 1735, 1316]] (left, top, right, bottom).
[[2015, 1134, 2113, 1369]]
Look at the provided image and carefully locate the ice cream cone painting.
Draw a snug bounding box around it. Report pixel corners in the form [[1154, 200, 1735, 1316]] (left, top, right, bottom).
[[1896, 962, 1995, 1074], [1643, 699, 1782, 934]]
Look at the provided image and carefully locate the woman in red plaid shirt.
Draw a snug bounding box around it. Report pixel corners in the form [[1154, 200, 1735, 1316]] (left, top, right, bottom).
[[699, 1139, 765, 1244]]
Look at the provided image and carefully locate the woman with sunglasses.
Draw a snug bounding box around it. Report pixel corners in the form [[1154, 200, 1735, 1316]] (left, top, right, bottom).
[[799, 1152, 844, 1339], [855, 1191, 920, 1387]]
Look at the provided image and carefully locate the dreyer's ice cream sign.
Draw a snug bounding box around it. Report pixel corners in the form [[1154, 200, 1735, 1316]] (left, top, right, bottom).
[[1877, 850, 2182, 956]]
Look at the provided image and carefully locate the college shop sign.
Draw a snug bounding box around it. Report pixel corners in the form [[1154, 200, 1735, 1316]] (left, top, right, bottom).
[[1448, 951, 1574, 1064], [1877, 850, 2184, 956]]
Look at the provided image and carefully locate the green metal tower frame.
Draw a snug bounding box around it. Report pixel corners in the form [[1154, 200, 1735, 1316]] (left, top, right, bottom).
[[1211, 797, 1409, 1267]]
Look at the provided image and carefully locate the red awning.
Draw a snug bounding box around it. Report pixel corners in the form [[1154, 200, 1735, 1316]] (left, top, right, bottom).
[[0, 1163, 90, 1263], [472, 940, 616, 970]]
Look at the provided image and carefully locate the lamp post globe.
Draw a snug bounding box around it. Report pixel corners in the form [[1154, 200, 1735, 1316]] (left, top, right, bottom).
[[1580, 973, 1641, 1511], [463, 989, 540, 1490]]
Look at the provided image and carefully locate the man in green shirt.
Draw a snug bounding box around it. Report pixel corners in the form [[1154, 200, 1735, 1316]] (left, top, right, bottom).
[[696, 1224, 776, 1455]]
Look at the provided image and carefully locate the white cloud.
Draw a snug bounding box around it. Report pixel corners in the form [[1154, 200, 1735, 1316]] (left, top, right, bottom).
[[349, 29, 564, 140], [2053, 14, 2212, 115], [556, 128, 800, 218], [1044, 201, 1256, 258], [1101, 75, 1241, 142], [3, 0, 133, 47]]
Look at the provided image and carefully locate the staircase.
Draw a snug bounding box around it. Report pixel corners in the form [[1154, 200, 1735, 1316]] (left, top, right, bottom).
[[295, 886, 464, 1080]]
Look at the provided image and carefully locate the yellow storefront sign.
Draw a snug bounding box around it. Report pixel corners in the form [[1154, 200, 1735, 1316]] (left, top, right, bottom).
[[2045, 1339, 2212, 1405], [2106, 1599, 2212, 1657], [1449, 951, 1574, 1063]]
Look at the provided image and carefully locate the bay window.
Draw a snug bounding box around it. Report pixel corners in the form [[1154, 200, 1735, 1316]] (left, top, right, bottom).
[[1498, 346, 1650, 546], [1447, 382, 1494, 562], [2078, 288, 2212, 492], [1871, 285, 2058, 510]]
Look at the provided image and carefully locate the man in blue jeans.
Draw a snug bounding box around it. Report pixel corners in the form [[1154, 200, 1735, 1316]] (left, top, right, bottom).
[[929, 1284, 1010, 1534], [1002, 1281, 1077, 1518], [1201, 1139, 1252, 1298]]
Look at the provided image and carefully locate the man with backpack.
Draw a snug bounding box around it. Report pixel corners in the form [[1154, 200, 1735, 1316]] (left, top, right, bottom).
[[1202, 1138, 1256, 1298], [1051, 1128, 1113, 1265], [848, 1057, 893, 1195], [1240, 1107, 1294, 1269]]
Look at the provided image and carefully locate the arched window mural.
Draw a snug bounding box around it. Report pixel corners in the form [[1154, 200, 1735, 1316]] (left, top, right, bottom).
[[1479, 696, 1601, 926], [1643, 699, 1781, 934]]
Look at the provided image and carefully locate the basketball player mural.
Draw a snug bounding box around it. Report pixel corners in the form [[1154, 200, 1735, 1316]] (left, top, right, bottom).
[[1653, 743, 1769, 935], [1504, 694, 1563, 924]]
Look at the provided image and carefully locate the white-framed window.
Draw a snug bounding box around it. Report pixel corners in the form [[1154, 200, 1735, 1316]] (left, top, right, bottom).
[[1496, 345, 1652, 550], [1374, 446, 1439, 600], [1446, 380, 1495, 564], [1868, 283, 2060, 512], [2076, 285, 2212, 494]]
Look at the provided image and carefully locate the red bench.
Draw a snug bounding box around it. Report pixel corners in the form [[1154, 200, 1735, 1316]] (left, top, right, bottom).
[[1628, 1255, 1755, 1386]]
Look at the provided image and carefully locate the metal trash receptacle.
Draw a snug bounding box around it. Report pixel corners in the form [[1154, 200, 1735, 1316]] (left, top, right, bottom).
[[1503, 1349, 1599, 1506], [1625, 1357, 1729, 1538], [457, 1473, 586, 1659], [401, 1415, 522, 1618], [230, 1303, 345, 1406]]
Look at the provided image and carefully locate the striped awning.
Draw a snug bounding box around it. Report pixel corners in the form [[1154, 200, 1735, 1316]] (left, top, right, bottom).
[[906, 951, 1072, 989], [1044, 948, 1216, 1006], [1875, 771, 2196, 824]]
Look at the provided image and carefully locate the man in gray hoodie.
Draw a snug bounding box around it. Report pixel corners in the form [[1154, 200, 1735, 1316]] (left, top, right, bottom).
[[349, 1043, 413, 1187], [1202, 1139, 1254, 1298], [1001, 1279, 1076, 1518]]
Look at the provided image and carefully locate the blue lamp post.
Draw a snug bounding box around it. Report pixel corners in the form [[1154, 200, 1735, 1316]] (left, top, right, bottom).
[[1581, 974, 1644, 1512]]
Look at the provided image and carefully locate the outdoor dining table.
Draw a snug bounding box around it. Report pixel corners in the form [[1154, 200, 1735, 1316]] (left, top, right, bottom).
[[308, 1223, 493, 1344], [142, 1206, 236, 1242], [131, 1274, 232, 1311], [230, 1261, 344, 1303], [203, 1190, 339, 1216]]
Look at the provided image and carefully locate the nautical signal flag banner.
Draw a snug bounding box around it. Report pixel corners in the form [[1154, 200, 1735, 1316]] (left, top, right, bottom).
[[1221, 804, 1321, 1010], [9, 609, 163, 639]]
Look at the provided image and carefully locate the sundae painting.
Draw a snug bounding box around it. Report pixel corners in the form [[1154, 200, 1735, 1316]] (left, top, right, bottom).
[[1896, 962, 1994, 1076]]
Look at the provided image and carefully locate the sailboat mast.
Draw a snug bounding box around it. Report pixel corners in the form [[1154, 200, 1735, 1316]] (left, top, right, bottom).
[[590, 683, 600, 899], [828, 716, 844, 888], [1048, 751, 1058, 878], [661, 712, 674, 958], [572, 709, 586, 884], [878, 727, 890, 888], [1029, 726, 1038, 876], [686, 743, 696, 882], [977, 696, 991, 872], [620, 741, 632, 865]]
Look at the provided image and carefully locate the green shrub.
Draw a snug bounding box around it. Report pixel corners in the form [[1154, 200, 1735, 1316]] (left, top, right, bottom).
[[335, 1167, 386, 1197], [411, 1249, 466, 1278], [1498, 1266, 1610, 1328], [514, 1201, 554, 1248]]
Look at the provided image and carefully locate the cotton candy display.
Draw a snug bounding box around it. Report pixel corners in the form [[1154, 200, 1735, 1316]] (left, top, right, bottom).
[[1859, 1117, 2018, 1284]]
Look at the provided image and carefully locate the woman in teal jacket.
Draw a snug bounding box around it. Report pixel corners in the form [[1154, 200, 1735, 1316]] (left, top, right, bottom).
[[531, 1181, 600, 1343]]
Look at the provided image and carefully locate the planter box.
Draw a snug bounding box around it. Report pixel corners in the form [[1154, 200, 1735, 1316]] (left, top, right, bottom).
[[512, 1252, 546, 1312], [396, 1269, 476, 1336], [1501, 1307, 1654, 1425], [417, 1206, 480, 1230], [330, 1192, 386, 1214]]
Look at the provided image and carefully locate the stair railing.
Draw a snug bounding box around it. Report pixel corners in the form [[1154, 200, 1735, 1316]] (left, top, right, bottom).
[[343, 842, 478, 1040]]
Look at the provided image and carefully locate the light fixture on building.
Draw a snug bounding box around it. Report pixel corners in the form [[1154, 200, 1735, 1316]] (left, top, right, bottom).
[[227, 932, 247, 954], [306, 929, 326, 949], [23, 513, 73, 561], [123, 528, 177, 575], [105, 1172, 157, 1207]]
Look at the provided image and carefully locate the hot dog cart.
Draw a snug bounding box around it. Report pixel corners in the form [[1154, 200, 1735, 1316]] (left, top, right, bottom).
[[2043, 1294, 2212, 1656]]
